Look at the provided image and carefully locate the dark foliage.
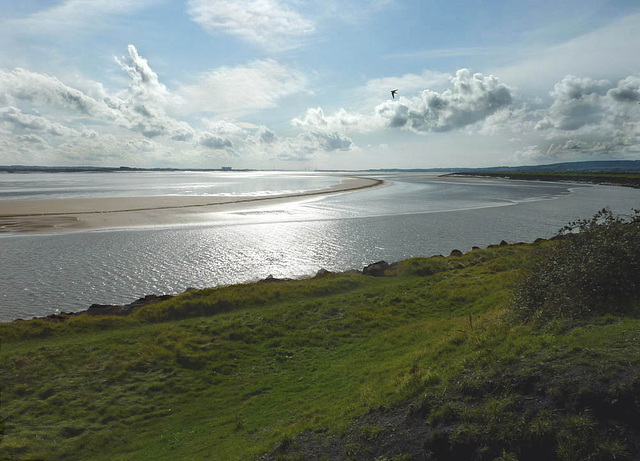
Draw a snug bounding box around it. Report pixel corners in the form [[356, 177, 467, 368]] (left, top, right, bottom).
[[511, 208, 640, 323]]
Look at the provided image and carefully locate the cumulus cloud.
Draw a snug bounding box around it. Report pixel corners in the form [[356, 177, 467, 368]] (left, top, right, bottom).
[[0, 106, 79, 137], [375, 69, 513, 133], [198, 132, 233, 149], [0, 68, 114, 118], [179, 59, 309, 116], [301, 131, 352, 152], [359, 70, 451, 105], [510, 73, 640, 162], [115, 45, 179, 108], [607, 76, 640, 103], [294, 69, 515, 138], [112, 45, 195, 140], [292, 107, 372, 133], [0, 46, 199, 142], [187, 0, 315, 51], [258, 126, 277, 144], [535, 75, 610, 131]]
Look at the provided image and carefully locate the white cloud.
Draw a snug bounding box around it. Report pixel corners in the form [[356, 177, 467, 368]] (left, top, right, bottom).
[[355, 70, 451, 109], [5, 0, 159, 36], [114, 45, 181, 109], [374, 69, 513, 133], [112, 45, 195, 140], [179, 59, 309, 117], [0, 47, 193, 143], [535, 75, 610, 131], [0, 106, 79, 137], [607, 76, 640, 103], [493, 12, 640, 94], [509, 74, 640, 163], [292, 107, 373, 133], [0, 67, 115, 119], [198, 132, 234, 149], [187, 0, 315, 51], [290, 69, 515, 157]]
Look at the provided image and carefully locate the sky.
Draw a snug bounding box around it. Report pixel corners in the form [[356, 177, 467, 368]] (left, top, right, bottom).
[[1, 0, 640, 170]]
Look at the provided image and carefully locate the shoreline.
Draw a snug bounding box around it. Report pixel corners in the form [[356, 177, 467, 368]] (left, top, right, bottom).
[[445, 171, 640, 188], [0, 175, 383, 234], [11, 238, 538, 323]]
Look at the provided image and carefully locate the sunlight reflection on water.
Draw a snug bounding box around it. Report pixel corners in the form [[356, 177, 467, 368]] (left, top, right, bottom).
[[1, 174, 640, 320]]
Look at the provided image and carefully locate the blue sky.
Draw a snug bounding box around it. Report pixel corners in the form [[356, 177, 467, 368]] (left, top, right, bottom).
[[1, 0, 640, 169]]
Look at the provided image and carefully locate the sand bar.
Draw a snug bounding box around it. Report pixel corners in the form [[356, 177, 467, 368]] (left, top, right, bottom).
[[0, 176, 383, 234]]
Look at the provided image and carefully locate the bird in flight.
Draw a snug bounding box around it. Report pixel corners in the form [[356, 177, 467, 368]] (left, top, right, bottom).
[[391, 89, 398, 99]]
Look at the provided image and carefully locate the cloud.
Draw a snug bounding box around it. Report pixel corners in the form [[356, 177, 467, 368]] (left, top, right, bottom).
[[0, 106, 79, 137], [374, 69, 513, 133], [0, 68, 114, 118], [5, 0, 159, 36], [300, 131, 352, 152], [198, 132, 233, 149], [0, 46, 197, 148], [187, 0, 315, 51], [294, 69, 514, 137], [115, 45, 180, 108], [607, 76, 640, 103], [179, 59, 309, 116], [112, 45, 195, 140], [292, 107, 372, 133], [493, 12, 640, 94], [535, 75, 610, 131], [362, 70, 451, 97], [258, 126, 277, 144], [510, 74, 640, 163]]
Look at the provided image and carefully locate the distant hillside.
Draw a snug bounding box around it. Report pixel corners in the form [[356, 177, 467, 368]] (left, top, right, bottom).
[[460, 160, 640, 174], [0, 165, 254, 173]]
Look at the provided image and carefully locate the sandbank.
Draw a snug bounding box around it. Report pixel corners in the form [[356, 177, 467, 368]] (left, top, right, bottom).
[[0, 176, 383, 234]]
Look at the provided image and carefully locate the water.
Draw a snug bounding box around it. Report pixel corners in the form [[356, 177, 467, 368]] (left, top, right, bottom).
[[1, 171, 639, 321], [0, 170, 340, 200]]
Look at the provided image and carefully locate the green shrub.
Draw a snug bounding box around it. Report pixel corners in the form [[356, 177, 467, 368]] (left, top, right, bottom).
[[511, 208, 640, 323]]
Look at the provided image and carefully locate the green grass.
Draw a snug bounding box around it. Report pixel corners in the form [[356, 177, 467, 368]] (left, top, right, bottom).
[[1, 241, 639, 460], [454, 171, 640, 188]]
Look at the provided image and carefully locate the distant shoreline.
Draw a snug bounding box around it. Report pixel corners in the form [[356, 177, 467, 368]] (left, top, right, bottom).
[[0, 175, 383, 234], [445, 171, 640, 188]]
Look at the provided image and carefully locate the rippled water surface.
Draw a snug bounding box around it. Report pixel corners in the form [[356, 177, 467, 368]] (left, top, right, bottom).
[[2, 171, 639, 321], [0, 170, 339, 200]]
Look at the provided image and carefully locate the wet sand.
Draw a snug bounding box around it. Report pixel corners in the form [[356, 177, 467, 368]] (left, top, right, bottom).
[[0, 176, 384, 234]]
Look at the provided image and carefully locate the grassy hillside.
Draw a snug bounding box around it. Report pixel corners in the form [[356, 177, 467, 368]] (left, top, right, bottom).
[[2, 215, 640, 460], [449, 171, 640, 188]]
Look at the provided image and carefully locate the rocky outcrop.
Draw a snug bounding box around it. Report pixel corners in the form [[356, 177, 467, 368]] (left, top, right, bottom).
[[362, 261, 389, 277], [85, 294, 173, 316], [258, 274, 293, 283], [314, 268, 333, 277]]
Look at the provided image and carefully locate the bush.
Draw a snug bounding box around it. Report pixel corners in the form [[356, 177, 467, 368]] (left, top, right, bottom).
[[511, 208, 640, 323]]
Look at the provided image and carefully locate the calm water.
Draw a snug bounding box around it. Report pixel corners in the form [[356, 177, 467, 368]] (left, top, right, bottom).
[[0, 170, 340, 200], [1, 171, 639, 321]]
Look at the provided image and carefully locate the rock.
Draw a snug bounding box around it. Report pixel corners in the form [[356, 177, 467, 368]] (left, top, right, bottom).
[[362, 260, 389, 277], [86, 294, 173, 316], [259, 274, 292, 283], [86, 304, 125, 316], [449, 249, 463, 257], [500, 240, 509, 246], [315, 268, 332, 277], [471, 246, 480, 251], [534, 238, 544, 244]]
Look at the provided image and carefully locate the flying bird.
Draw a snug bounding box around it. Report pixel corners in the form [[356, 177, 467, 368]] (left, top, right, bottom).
[[391, 89, 398, 99]]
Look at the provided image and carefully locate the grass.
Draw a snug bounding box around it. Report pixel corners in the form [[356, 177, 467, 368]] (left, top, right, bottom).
[[1, 240, 639, 460], [452, 171, 640, 188]]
